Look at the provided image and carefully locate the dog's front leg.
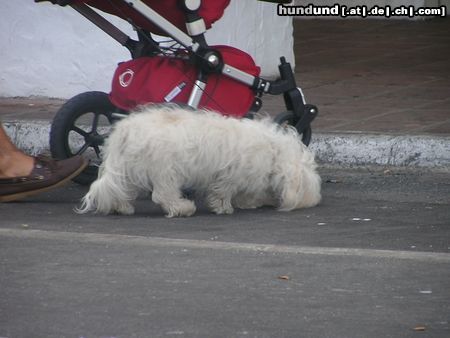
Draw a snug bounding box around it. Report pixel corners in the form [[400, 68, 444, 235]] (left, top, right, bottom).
[[152, 186, 196, 218]]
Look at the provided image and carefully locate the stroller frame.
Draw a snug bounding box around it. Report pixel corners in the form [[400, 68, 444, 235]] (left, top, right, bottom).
[[71, 0, 317, 125], [38, 0, 318, 185]]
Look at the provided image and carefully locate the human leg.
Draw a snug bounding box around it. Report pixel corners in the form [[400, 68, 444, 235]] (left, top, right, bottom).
[[0, 124, 34, 178]]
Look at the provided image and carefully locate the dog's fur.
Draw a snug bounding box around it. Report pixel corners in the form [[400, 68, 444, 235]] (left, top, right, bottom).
[[78, 105, 321, 217]]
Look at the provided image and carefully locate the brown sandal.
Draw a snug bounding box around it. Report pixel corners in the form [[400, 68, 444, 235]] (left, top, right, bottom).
[[0, 155, 87, 202]]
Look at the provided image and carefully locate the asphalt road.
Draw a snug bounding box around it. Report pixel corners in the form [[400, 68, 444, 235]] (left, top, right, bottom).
[[1, 167, 449, 338]]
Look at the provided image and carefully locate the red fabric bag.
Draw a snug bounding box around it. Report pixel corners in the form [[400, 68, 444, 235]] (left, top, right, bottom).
[[74, 0, 230, 35], [109, 46, 260, 117]]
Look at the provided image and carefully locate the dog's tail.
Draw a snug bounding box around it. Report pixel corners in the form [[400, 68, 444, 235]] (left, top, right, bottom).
[[75, 168, 135, 215], [75, 178, 103, 214]]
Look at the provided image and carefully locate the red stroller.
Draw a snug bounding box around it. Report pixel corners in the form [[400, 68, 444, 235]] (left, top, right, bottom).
[[35, 0, 318, 184]]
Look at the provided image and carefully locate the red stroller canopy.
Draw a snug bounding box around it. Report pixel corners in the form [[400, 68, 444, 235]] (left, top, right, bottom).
[[73, 0, 230, 35]]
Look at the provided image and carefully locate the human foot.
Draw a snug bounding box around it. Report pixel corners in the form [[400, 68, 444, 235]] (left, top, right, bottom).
[[0, 155, 87, 202]]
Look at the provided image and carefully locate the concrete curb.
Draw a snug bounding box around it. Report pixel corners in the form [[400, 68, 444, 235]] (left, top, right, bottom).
[[4, 120, 450, 170], [310, 132, 450, 170]]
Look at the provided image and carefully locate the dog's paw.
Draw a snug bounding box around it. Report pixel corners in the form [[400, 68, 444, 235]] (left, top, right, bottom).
[[115, 203, 135, 215], [212, 205, 234, 215], [165, 200, 197, 218], [208, 200, 234, 215]]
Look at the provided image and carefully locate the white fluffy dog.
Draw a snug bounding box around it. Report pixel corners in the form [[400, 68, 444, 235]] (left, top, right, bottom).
[[78, 105, 321, 217]]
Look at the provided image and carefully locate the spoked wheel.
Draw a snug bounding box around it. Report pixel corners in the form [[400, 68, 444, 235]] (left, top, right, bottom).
[[274, 111, 312, 146], [50, 91, 121, 185]]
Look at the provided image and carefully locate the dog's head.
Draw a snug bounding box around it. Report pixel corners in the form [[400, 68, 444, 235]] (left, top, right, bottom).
[[272, 147, 321, 211]]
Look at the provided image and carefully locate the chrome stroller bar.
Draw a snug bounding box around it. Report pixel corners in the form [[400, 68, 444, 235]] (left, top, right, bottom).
[[187, 80, 207, 108], [128, 0, 201, 53]]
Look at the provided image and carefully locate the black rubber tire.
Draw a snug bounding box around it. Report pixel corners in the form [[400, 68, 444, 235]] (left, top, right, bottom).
[[273, 111, 312, 146], [50, 91, 118, 185]]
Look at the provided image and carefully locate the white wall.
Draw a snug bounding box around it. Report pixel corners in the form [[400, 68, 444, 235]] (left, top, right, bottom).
[[0, 0, 293, 99]]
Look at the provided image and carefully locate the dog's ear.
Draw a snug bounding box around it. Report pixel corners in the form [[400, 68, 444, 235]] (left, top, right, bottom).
[[277, 162, 321, 211]]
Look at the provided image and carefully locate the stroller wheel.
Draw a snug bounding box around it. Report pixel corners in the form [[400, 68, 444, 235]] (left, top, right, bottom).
[[50, 91, 119, 185], [273, 111, 312, 146]]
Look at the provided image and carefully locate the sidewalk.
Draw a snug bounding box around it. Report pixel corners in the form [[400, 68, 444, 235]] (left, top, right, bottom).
[[2, 19, 450, 169]]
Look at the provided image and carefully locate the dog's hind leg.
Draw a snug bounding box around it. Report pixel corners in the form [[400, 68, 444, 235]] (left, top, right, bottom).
[[151, 183, 196, 218]]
